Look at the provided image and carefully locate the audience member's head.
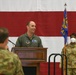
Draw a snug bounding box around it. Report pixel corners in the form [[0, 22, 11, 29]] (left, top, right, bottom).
[[70, 33, 76, 43], [0, 27, 9, 43]]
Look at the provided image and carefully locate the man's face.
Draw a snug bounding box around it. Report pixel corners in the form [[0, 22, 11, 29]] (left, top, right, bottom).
[[27, 21, 36, 34], [70, 35, 76, 43]]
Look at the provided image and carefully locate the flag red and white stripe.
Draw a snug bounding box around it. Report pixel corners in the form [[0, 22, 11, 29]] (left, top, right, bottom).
[[0, 0, 76, 62]]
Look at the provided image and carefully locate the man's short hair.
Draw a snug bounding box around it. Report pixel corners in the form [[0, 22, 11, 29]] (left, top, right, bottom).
[[0, 27, 9, 43], [26, 21, 31, 26], [70, 33, 76, 38], [26, 21, 35, 26]]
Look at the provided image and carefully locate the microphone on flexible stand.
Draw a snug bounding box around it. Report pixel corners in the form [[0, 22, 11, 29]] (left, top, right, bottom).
[[8, 39, 16, 46]]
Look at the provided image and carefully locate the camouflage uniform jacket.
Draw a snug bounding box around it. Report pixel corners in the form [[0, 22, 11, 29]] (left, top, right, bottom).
[[62, 44, 76, 68], [0, 48, 24, 75]]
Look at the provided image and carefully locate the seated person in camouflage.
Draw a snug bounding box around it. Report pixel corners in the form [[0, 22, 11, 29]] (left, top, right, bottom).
[[15, 21, 43, 47], [0, 27, 24, 75], [60, 33, 76, 75]]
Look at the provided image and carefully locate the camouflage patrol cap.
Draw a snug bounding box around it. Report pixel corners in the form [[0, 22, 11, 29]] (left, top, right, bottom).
[[70, 33, 76, 38]]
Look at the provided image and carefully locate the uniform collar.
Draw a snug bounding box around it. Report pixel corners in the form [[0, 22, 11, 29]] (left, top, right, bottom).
[[0, 47, 6, 50], [25, 33, 35, 39], [70, 43, 76, 48]]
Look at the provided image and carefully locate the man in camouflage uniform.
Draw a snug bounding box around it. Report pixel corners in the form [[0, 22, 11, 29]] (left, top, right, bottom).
[[61, 33, 76, 75], [0, 27, 24, 75]]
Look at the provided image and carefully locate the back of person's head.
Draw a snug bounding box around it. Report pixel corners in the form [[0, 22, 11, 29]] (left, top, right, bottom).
[[70, 33, 76, 38], [0, 27, 9, 43]]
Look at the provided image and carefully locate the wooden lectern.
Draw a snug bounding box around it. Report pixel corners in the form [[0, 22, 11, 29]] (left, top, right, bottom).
[[11, 47, 47, 75]]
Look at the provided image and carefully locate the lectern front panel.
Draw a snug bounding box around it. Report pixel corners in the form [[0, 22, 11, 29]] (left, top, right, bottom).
[[11, 47, 47, 75]]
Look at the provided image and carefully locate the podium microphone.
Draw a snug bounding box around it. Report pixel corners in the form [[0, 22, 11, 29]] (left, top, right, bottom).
[[8, 39, 16, 46]]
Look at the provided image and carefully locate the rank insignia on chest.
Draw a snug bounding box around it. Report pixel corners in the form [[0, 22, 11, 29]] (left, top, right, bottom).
[[26, 41, 30, 44]]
